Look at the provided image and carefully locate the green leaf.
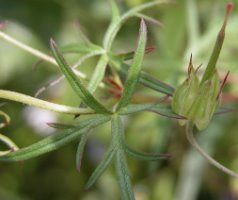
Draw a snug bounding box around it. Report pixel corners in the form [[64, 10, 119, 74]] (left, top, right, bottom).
[[0, 115, 111, 161], [111, 115, 135, 199], [116, 19, 147, 111], [85, 146, 115, 189], [115, 150, 135, 200], [117, 51, 135, 61], [108, 57, 174, 95], [110, 0, 121, 23], [0, 128, 88, 162], [201, 3, 232, 83], [50, 39, 111, 114], [111, 115, 124, 147], [148, 104, 186, 119], [61, 43, 104, 54], [76, 133, 89, 172], [139, 71, 174, 95], [47, 122, 76, 130], [87, 54, 109, 92], [116, 46, 155, 62], [103, 0, 121, 50], [103, 1, 168, 50], [118, 103, 156, 115], [118, 103, 185, 119], [124, 143, 169, 161], [121, 0, 169, 21]]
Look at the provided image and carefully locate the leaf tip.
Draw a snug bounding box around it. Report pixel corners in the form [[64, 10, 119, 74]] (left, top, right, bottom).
[[49, 38, 57, 49], [140, 18, 147, 34], [188, 53, 193, 76], [76, 163, 81, 173]]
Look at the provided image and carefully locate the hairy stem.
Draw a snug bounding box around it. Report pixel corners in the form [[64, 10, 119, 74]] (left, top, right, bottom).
[[0, 90, 94, 115], [186, 121, 238, 178]]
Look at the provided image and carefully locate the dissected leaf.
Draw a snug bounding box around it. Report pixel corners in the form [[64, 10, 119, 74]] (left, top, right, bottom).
[[103, 0, 121, 49], [85, 146, 115, 189], [116, 19, 147, 111], [0, 115, 111, 162], [50, 39, 111, 114], [117, 46, 156, 61], [110, 0, 121, 23], [111, 115, 135, 199], [121, 0, 169, 21], [139, 71, 175, 95], [103, 0, 168, 50], [148, 104, 186, 119], [76, 133, 90, 172], [87, 54, 109, 92], [115, 150, 135, 200], [47, 122, 76, 130], [61, 43, 104, 54], [109, 57, 175, 95], [118, 103, 156, 115], [124, 143, 169, 161]]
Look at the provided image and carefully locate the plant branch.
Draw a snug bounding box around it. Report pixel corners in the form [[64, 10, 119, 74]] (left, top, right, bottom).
[[0, 90, 94, 115], [0, 133, 19, 156], [0, 30, 86, 78], [186, 121, 238, 178]]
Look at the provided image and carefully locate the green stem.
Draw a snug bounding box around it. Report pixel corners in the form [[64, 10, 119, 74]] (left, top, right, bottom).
[[0, 110, 10, 128], [0, 133, 19, 156], [0, 90, 94, 115], [0, 31, 86, 78], [186, 121, 238, 178]]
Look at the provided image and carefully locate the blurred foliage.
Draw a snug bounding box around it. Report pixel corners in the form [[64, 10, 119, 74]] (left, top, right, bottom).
[[0, 0, 238, 200]]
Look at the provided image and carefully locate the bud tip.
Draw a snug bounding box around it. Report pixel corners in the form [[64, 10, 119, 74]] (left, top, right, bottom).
[[226, 2, 233, 16]]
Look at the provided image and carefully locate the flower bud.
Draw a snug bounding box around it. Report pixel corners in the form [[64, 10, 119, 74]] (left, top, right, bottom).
[[172, 58, 199, 126], [172, 2, 232, 130]]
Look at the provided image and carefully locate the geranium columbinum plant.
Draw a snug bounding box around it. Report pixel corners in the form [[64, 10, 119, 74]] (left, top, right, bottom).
[[0, 1, 237, 199], [172, 2, 238, 178]]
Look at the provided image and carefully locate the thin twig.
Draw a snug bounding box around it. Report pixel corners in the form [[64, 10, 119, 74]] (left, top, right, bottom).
[[0, 31, 86, 78], [186, 121, 238, 178]]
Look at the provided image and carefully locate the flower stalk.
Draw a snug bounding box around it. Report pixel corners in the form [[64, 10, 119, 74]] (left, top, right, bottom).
[[186, 121, 238, 178]]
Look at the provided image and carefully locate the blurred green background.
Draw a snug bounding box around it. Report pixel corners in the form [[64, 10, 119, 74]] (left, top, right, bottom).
[[0, 0, 238, 199]]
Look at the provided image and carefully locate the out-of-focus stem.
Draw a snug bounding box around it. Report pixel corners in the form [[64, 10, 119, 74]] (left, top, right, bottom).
[[0, 31, 86, 78], [0, 133, 19, 156]]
